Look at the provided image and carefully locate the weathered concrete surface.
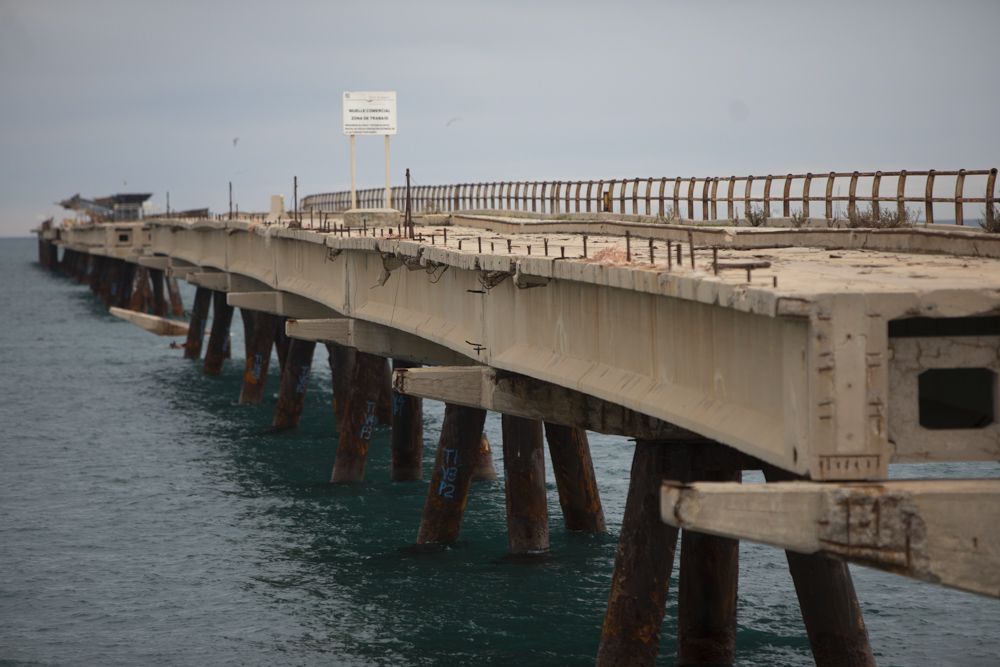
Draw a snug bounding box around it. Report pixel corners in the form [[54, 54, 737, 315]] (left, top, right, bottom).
[[661, 479, 1000, 598]]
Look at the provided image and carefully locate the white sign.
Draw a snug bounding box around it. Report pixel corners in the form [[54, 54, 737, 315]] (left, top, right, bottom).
[[342, 91, 397, 136]]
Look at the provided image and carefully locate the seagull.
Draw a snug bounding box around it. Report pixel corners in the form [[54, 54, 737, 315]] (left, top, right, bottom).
[[233, 137, 239, 147], [445, 117, 461, 127]]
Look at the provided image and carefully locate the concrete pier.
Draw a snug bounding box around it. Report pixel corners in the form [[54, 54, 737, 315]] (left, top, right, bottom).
[[32, 167, 1000, 664]]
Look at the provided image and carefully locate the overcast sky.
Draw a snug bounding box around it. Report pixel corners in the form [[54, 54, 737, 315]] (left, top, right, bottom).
[[1, 0, 997, 235]]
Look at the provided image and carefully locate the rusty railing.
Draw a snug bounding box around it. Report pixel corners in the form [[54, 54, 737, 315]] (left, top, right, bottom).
[[301, 168, 997, 226]]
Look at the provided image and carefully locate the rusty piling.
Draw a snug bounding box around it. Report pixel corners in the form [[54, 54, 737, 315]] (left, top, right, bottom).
[[390, 359, 424, 481], [239, 310, 278, 405], [415, 403, 487, 544], [271, 339, 316, 430], [544, 423, 606, 532], [677, 468, 741, 665], [764, 467, 876, 666], [501, 414, 549, 554], [184, 286, 211, 359], [203, 290, 234, 376], [596, 440, 688, 666], [331, 351, 386, 483]]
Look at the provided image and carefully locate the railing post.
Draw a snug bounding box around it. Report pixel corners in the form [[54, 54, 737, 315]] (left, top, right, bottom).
[[925, 170, 936, 225], [658, 177, 667, 218], [783, 173, 793, 218], [848, 171, 860, 219], [871, 171, 882, 220], [726, 176, 736, 220], [955, 168, 966, 225], [701, 178, 710, 220], [674, 177, 683, 219], [709, 177, 719, 220], [744, 175, 754, 219], [896, 170, 908, 221], [686, 177, 695, 221], [801, 173, 812, 220], [987, 168, 997, 227], [825, 172, 836, 220], [763, 175, 773, 219]]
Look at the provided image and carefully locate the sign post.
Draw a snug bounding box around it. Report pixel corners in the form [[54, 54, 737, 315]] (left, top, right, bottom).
[[342, 91, 397, 210]]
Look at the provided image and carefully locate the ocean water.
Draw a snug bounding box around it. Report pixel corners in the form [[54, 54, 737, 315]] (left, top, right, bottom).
[[1, 236, 997, 667]]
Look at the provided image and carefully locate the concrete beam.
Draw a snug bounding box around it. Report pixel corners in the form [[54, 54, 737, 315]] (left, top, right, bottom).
[[137, 255, 171, 271], [287, 318, 475, 367], [394, 365, 706, 440], [227, 291, 340, 319], [187, 271, 270, 293], [660, 479, 1000, 598], [109, 306, 188, 337]]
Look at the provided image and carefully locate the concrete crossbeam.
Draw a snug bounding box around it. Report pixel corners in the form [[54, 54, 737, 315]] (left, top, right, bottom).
[[660, 479, 1000, 598], [226, 291, 340, 320], [394, 365, 706, 440]]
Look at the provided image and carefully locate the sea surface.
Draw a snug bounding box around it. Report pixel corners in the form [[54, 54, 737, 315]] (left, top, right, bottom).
[[1, 236, 997, 666]]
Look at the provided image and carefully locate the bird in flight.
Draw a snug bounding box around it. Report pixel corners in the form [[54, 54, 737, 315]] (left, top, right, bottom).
[[233, 137, 239, 147], [445, 117, 461, 127]]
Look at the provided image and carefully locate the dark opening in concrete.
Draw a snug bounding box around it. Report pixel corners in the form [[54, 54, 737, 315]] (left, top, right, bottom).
[[918, 368, 995, 430]]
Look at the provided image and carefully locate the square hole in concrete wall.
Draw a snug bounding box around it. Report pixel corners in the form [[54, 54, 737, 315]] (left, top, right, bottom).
[[918, 368, 995, 429], [118, 233, 130, 243]]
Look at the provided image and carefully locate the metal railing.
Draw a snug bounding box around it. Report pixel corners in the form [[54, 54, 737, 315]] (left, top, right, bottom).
[[301, 168, 998, 226]]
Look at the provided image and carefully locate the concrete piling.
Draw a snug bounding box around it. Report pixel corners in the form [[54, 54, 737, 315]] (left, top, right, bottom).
[[764, 467, 876, 667], [274, 317, 291, 374], [331, 351, 386, 483], [596, 440, 687, 667], [203, 290, 234, 376], [184, 287, 212, 359], [677, 468, 741, 666], [325, 342, 356, 424], [390, 360, 424, 481], [501, 414, 549, 554], [165, 276, 184, 316], [544, 422, 606, 532], [128, 266, 149, 312], [416, 403, 488, 544], [149, 268, 168, 317], [239, 310, 278, 405], [376, 356, 393, 426], [271, 339, 316, 431]]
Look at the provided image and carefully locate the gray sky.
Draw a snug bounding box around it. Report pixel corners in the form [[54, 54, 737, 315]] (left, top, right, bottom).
[[1, 0, 997, 235]]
